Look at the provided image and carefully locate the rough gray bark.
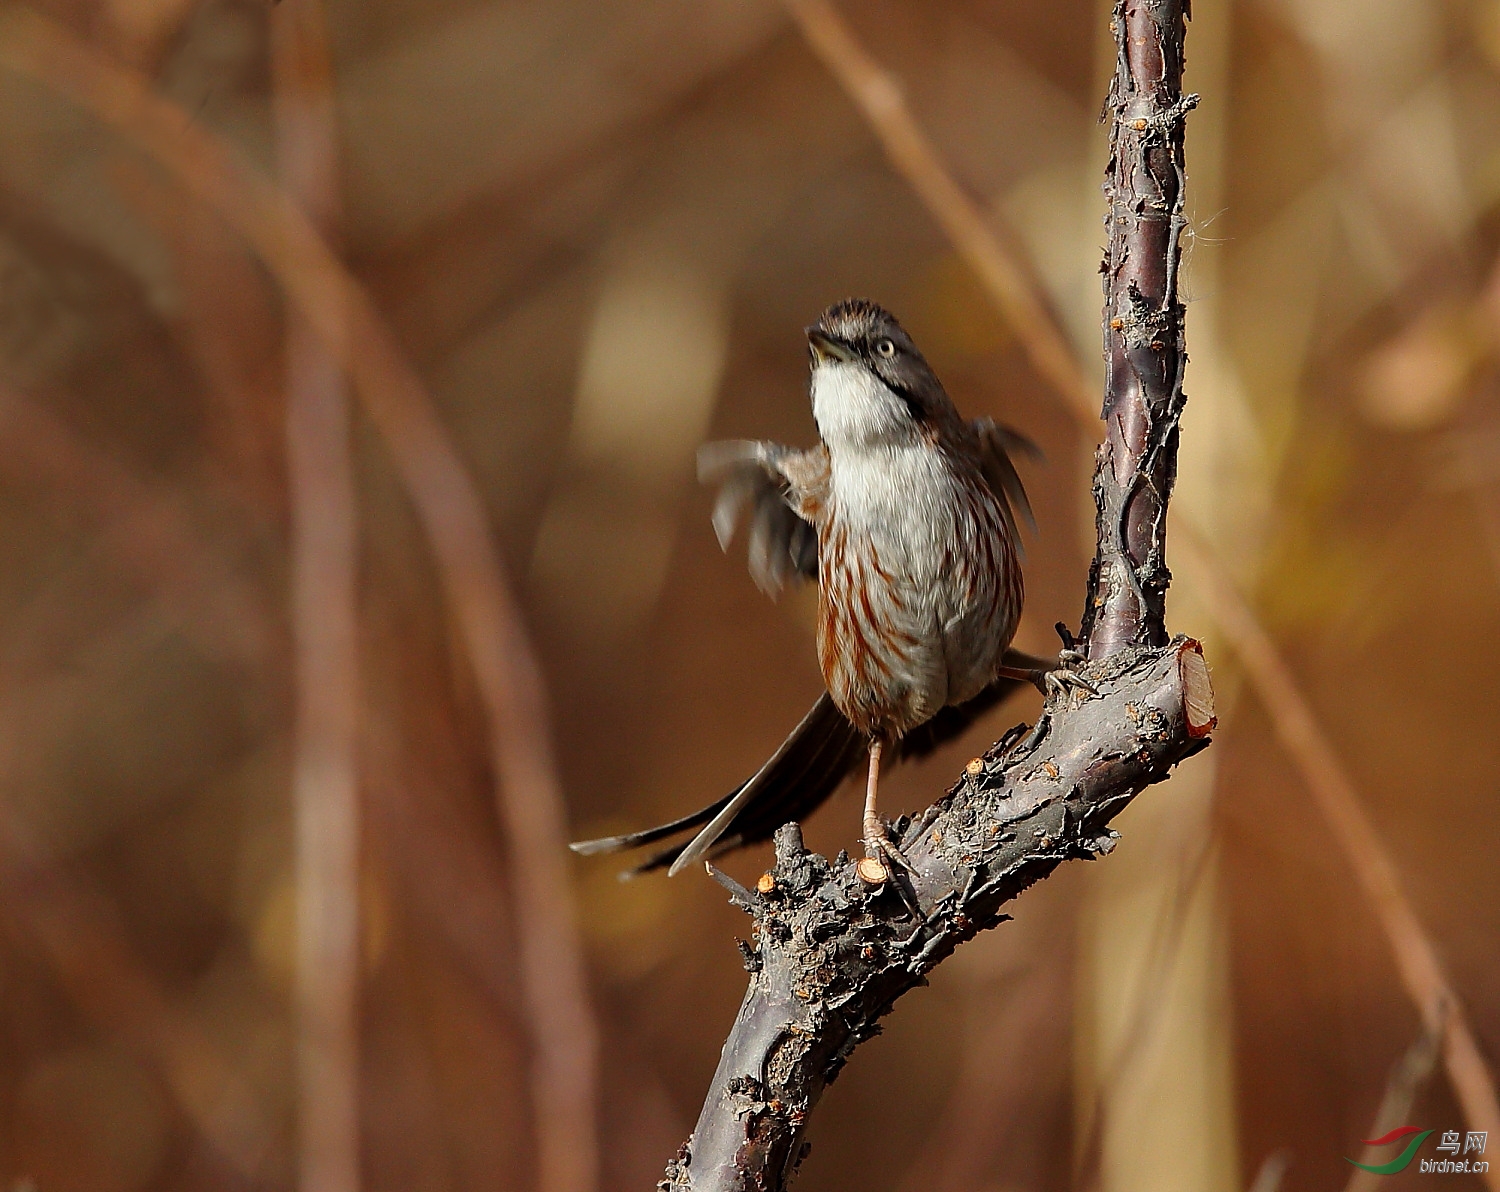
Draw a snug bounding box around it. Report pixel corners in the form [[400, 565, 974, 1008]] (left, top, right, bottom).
[[1081, 0, 1196, 659], [661, 3, 1199, 1189]]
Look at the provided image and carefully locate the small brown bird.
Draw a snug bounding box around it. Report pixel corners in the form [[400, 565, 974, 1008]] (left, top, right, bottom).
[[572, 299, 1073, 881]]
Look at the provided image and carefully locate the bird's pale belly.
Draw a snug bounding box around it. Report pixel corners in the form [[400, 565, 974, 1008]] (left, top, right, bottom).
[[816, 481, 1020, 740]]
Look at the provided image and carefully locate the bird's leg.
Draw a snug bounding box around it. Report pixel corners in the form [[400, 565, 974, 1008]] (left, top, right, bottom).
[[858, 739, 899, 884]]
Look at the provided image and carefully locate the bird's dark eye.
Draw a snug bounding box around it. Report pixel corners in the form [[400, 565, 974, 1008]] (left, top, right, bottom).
[[874, 338, 896, 357]]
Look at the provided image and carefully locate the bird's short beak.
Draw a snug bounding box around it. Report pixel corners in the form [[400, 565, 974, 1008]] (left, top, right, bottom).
[[806, 327, 857, 364]]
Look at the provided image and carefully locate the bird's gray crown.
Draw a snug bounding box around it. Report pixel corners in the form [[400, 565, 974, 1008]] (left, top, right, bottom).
[[806, 299, 955, 436], [807, 298, 918, 364]]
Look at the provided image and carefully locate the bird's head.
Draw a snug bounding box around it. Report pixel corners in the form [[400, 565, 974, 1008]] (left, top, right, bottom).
[[805, 299, 955, 452]]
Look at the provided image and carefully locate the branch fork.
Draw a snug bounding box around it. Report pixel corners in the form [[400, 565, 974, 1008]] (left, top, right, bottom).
[[665, 639, 1214, 1191]]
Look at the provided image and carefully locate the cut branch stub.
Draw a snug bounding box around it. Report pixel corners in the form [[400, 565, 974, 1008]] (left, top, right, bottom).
[[663, 640, 1213, 1191], [1081, 0, 1196, 660]]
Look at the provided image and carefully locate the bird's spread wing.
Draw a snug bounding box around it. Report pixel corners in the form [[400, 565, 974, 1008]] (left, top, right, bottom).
[[971, 418, 1039, 545], [697, 440, 821, 597]]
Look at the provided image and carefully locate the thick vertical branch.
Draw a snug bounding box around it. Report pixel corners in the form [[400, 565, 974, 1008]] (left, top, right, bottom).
[[272, 4, 361, 1192], [1083, 0, 1197, 659]]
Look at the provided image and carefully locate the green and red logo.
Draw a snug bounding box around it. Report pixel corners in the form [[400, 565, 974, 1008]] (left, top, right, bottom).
[[1346, 1127, 1434, 1175]]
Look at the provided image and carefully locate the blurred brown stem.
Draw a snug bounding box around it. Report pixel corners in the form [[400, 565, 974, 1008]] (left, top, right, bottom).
[[1343, 1020, 1443, 1192], [787, 0, 1500, 1170], [0, 381, 271, 668], [0, 381, 279, 1173], [1, 368, 539, 1167], [1474, 269, 1500, 588], [271, 4, 361, 1192], [783, 0, 1097, 428], [1074, 828, 1219, 1187], [0, 13, 600, 1192], [100, 0, 199, 70], [1176, 525, 1500, 1175]]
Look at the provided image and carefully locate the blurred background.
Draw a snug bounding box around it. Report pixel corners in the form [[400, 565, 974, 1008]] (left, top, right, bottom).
[[1, 0, 1499, 1190]]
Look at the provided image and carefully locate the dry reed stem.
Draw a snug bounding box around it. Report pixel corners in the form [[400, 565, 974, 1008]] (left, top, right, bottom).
[[1344, 1022, 1443, 1192], [272, 4, 362, 1192], [100, 0, 200, 70], [785, 0, 1500, 1171], [0, 383, 277, 1175], [0, 14, 600, 1192], [1177, 526, 1500, 1163], [1, 370, 534, 1164]]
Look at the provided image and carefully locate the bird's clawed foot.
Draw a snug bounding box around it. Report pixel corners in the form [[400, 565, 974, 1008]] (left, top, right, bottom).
[[858, 823, 914, 886], [999, 646, 1097, 704], [1046, 625, 1092, 700], [1043, 652, 1095, 701]]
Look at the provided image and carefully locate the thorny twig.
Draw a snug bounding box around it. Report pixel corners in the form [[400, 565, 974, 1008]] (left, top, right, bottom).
[[786, 0, 1500, 1171], [668, 646, 1212, 1192], [661, 5, 1208, 1188], [0, 15, 602, 1192]]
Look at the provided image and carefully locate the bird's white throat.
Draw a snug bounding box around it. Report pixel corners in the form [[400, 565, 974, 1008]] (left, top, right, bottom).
[[813, 358, 955, 530], [810, 360, 915, 453]]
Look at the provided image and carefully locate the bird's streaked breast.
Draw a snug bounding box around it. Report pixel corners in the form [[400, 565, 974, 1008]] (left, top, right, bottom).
[[817, 442, 1021, 738]]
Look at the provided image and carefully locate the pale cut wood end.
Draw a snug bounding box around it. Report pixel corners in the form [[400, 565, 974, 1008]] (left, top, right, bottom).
[[1179, 640, 1216, 737], [855, 856, 887, 885]]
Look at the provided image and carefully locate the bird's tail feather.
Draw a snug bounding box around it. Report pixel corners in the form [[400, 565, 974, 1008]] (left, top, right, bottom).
[[630, 706, 866, 875], [665, 692, 859, 875], [569, 677, 1027, 878], [569, 692, 864, 877], [568, 794, 730, 857], [693, 700, 865, 860]]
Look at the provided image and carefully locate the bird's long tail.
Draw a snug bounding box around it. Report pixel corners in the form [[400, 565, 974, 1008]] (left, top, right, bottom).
[[568, 675, 1028, 878], [569, 693, 865, 877]]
